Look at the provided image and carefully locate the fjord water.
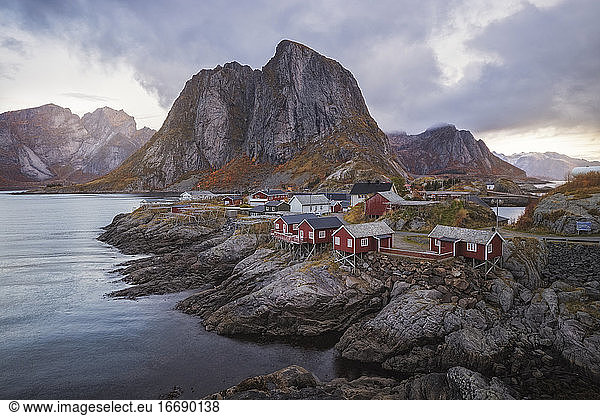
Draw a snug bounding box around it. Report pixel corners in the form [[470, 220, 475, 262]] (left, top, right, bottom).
[[0, 193, 338, 399]]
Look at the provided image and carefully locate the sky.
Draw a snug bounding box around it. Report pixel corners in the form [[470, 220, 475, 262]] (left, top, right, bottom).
[[0, 0, 598, 160]]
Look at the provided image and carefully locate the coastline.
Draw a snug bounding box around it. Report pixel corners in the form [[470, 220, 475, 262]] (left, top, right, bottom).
[[99, 204, 600, 399]]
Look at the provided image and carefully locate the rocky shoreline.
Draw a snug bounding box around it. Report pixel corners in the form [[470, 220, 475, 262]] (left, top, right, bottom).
[[99, 208, 600, 399]]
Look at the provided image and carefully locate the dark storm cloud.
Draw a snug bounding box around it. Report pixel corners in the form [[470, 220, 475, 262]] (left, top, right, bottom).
[[1, 0, 598, 138], [423, 0, 600, 135]]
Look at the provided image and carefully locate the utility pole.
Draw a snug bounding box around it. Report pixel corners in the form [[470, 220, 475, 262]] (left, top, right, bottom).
[[496, 198, 499, 229]]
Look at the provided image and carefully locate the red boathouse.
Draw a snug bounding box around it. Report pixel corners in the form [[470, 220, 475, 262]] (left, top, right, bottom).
[[428, 225, 505, 273]]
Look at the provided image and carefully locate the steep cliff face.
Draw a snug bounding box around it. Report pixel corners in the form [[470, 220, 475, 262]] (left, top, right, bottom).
[[389, 125, 525, 177], [88, 40, 403, 191], [0, 104, 155, 186]]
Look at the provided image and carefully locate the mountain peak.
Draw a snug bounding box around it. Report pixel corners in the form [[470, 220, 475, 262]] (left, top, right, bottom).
[[389, 126, 525, 177], [84, 40, 404, 191]]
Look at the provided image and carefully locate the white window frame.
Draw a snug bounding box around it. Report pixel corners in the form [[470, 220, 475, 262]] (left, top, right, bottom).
[[434, 239, 440, 247], [466, 242, 477, 252], [276, 223, 280, 230], [309, 231, 314, 240], [347, 239, 353, 248], [487, 244, 492, 253], [361, 238, 369, 247], [319, 231, 326, 239], [293, 224, 299, 231], [299, 230, 304, 239], [334, 236, 340, 245]]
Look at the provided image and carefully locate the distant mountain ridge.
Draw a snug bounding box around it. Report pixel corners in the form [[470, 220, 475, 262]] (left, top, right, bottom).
[[493, 151, 600, 180], [388, 125, 525, 178], [0, 104, 155, 187], [83, 40, 406, 192]]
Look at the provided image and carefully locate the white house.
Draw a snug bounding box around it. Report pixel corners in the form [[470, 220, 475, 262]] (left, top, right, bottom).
[[179, 192, 192, 201], [289, 194, 331, 215]]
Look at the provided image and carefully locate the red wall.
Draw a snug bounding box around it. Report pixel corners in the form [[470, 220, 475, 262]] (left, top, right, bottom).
[[456, 241, 485, 260], [429, 238, 453, 254], [253, 192, 267, 199], [365, 193, 390, 217], [333, 227, 380, 253], [298, 222, 336, 243], [488, 234, 503, 259]]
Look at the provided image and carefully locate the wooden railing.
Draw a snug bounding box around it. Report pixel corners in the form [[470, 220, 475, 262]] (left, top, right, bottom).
[[270, 230, 301, 244]]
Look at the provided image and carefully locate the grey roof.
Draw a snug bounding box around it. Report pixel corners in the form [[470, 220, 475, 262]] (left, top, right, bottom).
[[223, 195, 243, 200], [189, 190, 215, 196], [265, 200, 287, 206], [330, 200, 350, 207], [292, 194, 330, 205], [377, 191, 406, 204], [278, 213, 317, 224], [302, 216, 343, 230], [264, 189, 287, 196], [337, 221, 394, 238], [350, 182, 393, 195], [250, 205, 265, 213], [428, 225, 502, 245]]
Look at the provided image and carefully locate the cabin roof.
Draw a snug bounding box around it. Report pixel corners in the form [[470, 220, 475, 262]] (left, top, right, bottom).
[[350, 182, 393, 195], [254, 189, 286, 196], [302, 216, 343, 230], [336, 221, 394, 238], [265, 200, 288, 207], [428, 225, 504, 245], [377, 191, 406, 204], [291, 194, 330, 205], [324, 193, 349, 201], [223, 195, 243, 200], [278, 213, 317, 224], [249, 205, 265, 213]]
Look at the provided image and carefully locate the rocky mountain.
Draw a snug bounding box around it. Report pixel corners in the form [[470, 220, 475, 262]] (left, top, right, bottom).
[[494, 151, 600, 181], [85, 40, 406, 192], [388, 125, 525, 178], [0, 104, 155, 187]]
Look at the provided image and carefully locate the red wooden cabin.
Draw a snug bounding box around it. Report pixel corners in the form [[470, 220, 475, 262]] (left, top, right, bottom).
[[223, 195, 243, 206], [272, 213, 317, 235], [297, 217, 343, 244], [332, 222, 394, 254], [428, 225, 504, 261], [365, 191, 405, 217]]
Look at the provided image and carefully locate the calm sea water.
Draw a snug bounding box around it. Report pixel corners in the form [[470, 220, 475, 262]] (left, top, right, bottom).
[[0, 193, 341, 399]]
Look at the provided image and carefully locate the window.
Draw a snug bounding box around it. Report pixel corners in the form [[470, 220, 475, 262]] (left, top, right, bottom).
[[434, 239, 440, 247], [487, 244, 492, 253], [299, 230, 304, 239], [361, 238, 369, 247], [293, 224, 299, 230], [467, 242, 477, 252], [334, 236, 340, 245], [319, 231, 326, 239], [309, 232, 314, 240], [276, 223, 280, 230], [347, 239, 353, 248], [283, 224, 287, 233]]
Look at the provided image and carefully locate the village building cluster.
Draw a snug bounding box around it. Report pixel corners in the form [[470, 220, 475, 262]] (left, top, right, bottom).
[[173, 181, 508, 272]]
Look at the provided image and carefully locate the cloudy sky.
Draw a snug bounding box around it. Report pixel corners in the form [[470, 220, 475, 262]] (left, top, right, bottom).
[[1, 0, 598, 160]]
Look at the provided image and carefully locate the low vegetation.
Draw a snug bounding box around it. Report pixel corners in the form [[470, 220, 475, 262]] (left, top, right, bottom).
[[546, 171, 600, 199], [383, 199, 496, 232]]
